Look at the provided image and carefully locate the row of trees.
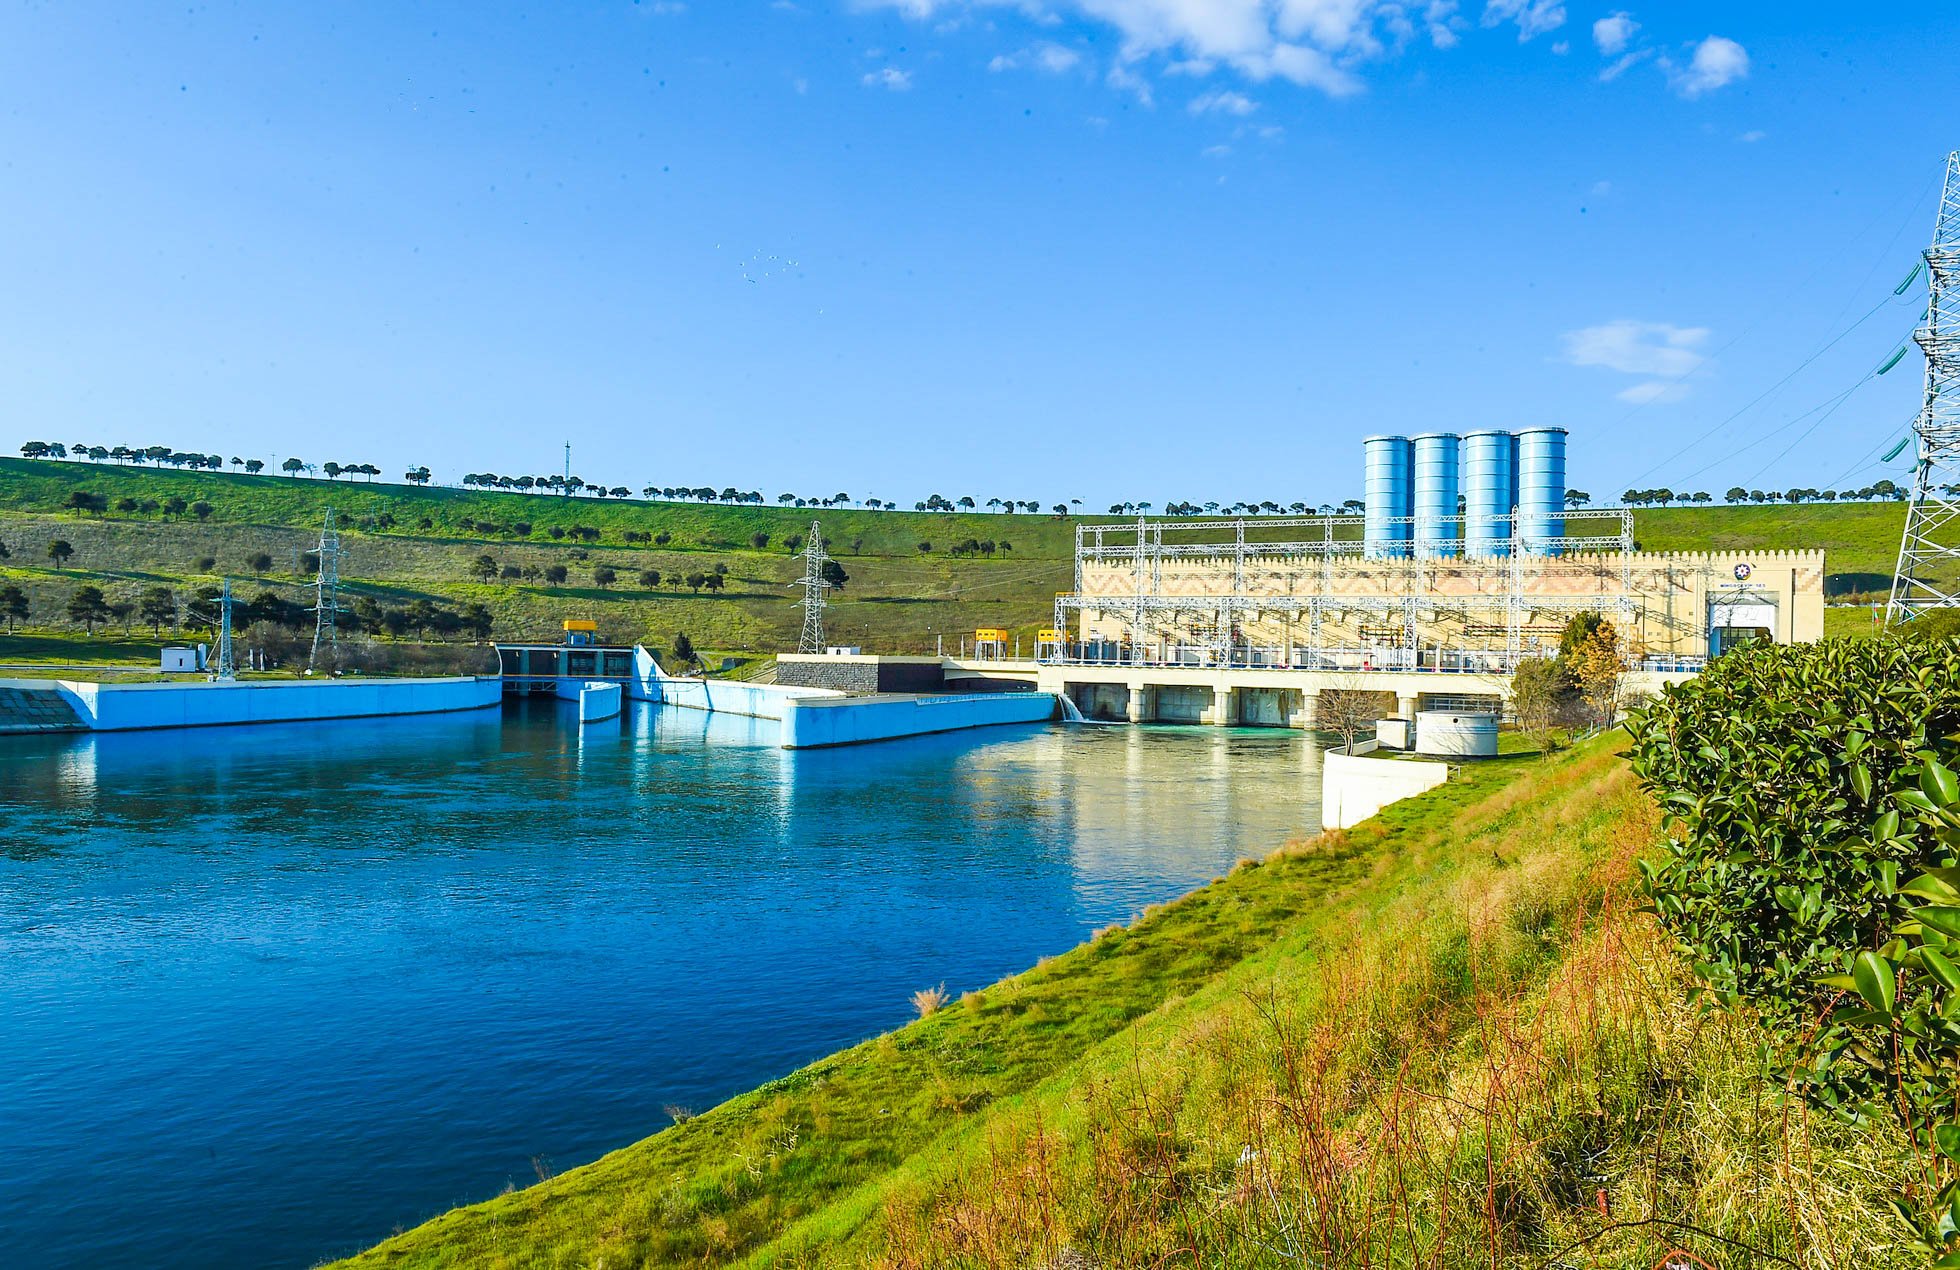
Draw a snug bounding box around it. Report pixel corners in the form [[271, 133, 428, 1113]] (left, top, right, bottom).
[[0, 579, 494, 642], [1622, 480, 1907, 506]]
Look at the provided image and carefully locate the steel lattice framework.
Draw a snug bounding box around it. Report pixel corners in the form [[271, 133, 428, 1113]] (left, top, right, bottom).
[[794, 520, 831, 654], [306, 508, 349, 671], [1050, 512, 1644, 673], [1888, 151, 1960, 625]]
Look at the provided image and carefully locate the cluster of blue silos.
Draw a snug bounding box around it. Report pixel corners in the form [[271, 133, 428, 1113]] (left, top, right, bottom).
[[1362, 428, 1567, 558]]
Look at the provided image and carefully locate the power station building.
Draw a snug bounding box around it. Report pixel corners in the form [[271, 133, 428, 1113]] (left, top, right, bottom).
[[1031, 429, 1824, 724]]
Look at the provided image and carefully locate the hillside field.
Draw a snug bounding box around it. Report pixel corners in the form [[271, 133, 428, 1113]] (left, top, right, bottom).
[[0, 456, 1919, 661]]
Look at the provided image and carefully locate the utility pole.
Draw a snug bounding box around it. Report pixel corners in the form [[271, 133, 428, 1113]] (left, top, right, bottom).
[[307, 508, 349, 672], [214, 578, 237, 680], [794, 520, 832, 654], [1888, 151, 1960, 624]]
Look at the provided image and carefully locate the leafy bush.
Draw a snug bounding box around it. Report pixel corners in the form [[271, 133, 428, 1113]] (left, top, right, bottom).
[[1629, 635, 1960, 1255]]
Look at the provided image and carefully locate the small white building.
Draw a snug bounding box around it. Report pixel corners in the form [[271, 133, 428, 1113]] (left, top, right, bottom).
[[160, 648, 200, 672]]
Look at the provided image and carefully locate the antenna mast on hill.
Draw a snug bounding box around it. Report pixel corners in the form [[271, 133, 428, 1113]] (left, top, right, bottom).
[[794, 520, 832, 654], [1888, 151, 1960, 625], [307, 508, 349, 671]]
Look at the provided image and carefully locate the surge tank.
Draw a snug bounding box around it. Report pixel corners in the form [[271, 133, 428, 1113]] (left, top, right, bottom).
[[1412, 432, 1461, 559], [1461, 430, 1517, 558], [1362, 435, 1414, 559], [1515, 426, 1568, 555]]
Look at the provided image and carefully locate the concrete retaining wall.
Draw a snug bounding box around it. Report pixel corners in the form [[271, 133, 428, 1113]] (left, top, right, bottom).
[[1321, 741, 1451, 830], [56, 675, 502, 732], [578, 681, 622, 723], [628, 646, 841, 719], [780, 691, 1058, 749]]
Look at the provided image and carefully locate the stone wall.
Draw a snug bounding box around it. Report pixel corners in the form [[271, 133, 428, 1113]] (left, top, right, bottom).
[[775, 658, 946, 695]]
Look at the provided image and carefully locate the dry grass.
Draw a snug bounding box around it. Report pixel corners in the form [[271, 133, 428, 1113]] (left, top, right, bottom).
[[911, 984, 951, 1019], [853, 748, 1915, 1270]]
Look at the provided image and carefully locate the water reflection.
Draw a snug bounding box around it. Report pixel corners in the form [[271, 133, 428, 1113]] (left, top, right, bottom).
[[0, 702, 1323, 1270]]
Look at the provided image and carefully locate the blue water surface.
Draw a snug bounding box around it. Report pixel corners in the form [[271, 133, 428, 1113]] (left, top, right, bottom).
[[0, 702, 1324, 1269]]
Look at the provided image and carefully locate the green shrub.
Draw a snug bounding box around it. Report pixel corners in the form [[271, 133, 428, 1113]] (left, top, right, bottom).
[[1629, 634, 1960, 1256]]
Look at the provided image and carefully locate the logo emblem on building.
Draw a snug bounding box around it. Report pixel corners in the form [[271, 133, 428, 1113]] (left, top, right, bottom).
[[1734, 563, 1753, 581]]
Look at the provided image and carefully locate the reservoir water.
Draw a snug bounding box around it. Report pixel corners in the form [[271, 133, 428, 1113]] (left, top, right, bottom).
[[0, 702, 1326, 1269]]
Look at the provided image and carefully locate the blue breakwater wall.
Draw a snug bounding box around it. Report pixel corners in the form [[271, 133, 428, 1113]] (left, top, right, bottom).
[[628, 647, 841, 720], [55, 675, 502, 731], [779, 691, 1058, 750], [578, 682, 622, 723]]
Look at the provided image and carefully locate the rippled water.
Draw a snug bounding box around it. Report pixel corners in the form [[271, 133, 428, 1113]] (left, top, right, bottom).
[[0, 702, 1326, 1269]]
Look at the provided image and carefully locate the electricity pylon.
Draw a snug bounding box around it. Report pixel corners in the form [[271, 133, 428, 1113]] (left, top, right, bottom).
[[307, 508, 349, 670], [1888, 151, 1960, 625], [794, 521, 832, 653]]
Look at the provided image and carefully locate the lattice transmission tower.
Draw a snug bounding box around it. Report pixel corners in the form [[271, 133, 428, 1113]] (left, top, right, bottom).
[[213, 578, 237, 680], [1888, 150, 1960, 625], [307, 508, 350, 671], [794, 520, 832, 654]]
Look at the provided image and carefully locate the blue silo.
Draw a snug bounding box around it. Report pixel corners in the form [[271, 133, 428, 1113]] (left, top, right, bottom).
[[1515, 427, 1568, 555], [1363, 435, 1414, 559], [1412, 432, 1461, 559], [1461, 430, 1517, 558]]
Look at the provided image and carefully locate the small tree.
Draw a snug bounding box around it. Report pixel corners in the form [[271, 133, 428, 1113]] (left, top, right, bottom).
[[684, 572, 706, 593], [0, 584, 28, 631], [282, 457, 303, 476], [1509, 656, 1562, 753], [66, 584, 111, 634], [916, 541, 932, 554], [162, 495, 187, 519], [593, 566, 616, 588], [1318, 688, 1388, 754], [638, 569, 661, 589], [191, 501, 213, 521], [470, 554, 499, 583], [47, 539, 74, 567], [462, 603, 493, 638], [670, 631, 697, 668], [750, 531, 770, 550], [1569, 620, 1630, 728], [544, 564, 568, 585], [247, 552, 273, 573], [702, 574, 724, 593], [820, 560, 848, 593], [139, 586, 177, 635]]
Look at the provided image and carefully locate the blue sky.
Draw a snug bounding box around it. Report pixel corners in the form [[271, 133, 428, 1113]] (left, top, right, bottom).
[[0, 1, 1951, 509]]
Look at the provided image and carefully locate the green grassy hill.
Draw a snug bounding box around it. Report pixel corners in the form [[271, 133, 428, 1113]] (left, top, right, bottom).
[[0, 456, 1916, 660], [325, 738, 1908, 1269]]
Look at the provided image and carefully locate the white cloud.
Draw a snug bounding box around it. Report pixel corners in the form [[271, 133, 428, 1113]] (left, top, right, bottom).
[[648, 1, 686, 13], [1106, 61, 1155, 106], [862, 66, 913, 90], [1561, 321, 1709, 401], [1481, 0, 1565, 41], [1188, 88, 1259, 115], [1424, 0, 1463, 48], [1201, 144, 1233, 159], [1550, 39, 1568, 54], [1738, 128, 1765, 142], [1666, 35, 1748, 98], [1597, 46, 1652, 81], [1616, 380, 1691, 405], [858, 1, 1374, 97], [1589, 179, 1611, 197], [1591, 11, 1637, 56], [989, 42, 1082, 73]]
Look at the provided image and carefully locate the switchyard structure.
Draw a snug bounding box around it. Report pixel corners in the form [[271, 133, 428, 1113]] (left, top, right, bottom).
[[1889, 150, 1960, 625], [1031, 429, 1824, 727]]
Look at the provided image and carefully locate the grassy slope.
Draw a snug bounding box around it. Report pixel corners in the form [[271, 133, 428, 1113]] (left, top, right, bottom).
[[0, 457, 1920, 657], [327, 740, 1909, 1270]]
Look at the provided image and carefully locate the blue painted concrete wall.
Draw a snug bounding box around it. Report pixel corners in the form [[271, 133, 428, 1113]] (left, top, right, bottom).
[[779, 691, 1058, 749], [58, 675, 502, 731], [628, 647, 841, 719]]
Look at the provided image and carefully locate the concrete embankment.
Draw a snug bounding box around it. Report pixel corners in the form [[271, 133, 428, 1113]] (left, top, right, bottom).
[[779, 690, 1058, 749], [632, 647, 1059, 748], [2, 675, 502, 733], [1320, 740, 1451, 829]]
